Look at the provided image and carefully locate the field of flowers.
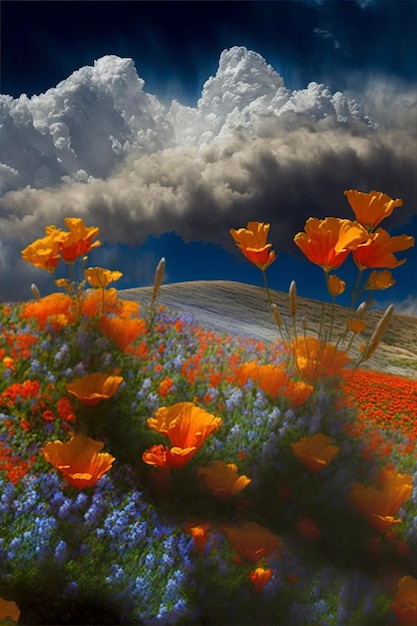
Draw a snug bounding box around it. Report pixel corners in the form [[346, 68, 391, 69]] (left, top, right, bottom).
[[0, 189, 416, 625]]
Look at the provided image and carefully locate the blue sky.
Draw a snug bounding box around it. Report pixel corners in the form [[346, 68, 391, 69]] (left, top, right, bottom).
[[1, 0, 416, 311]]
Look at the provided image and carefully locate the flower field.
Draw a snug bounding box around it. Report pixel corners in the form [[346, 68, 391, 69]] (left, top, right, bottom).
[[0, 190, 416, 625]]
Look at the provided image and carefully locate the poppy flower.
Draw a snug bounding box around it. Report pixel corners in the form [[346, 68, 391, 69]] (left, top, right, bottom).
[[344, 189, 403, 230], [365, 269, 396, 290], [21, 293, 74, 330], [197, 460, 251, 500], [99, 316, 146, 351], [291, 433, 339, 474], [21, 235, 61, 273], [58, 217, 101, 263], [230, 222, 276, 270], [327, 274, 346, 297], [42, 434, 115, 489], [0, 597, 20, 622], [234, 361, 290, 399], [347, 319, 366, 334], [294, 217, 369, 272], [294, 336, 351, 382], [185, 522, 211, 553], [66, 373, 124, 406], [353, 228, 414, 270], [222, 522, 279, 563], [249, 567, 273, 593], [148, 402, 222, 450], [84, 267, 123, 288], [285, 381, 314, 408], [390, 575, 417, 626], [142, 443, 198, 469], [349, 467, 413, 534]]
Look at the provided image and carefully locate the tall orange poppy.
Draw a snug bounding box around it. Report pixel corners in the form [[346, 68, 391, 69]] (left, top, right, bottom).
[[222, 522, 279, 563], [352, 228, 414, 270], [294, 217, 369, 272], [197, 460, 251, 500], [21, 235, 61, 273], [42, 434, 115, 489], [230, 222, 276, 270], [344, 189, 403, 230], [390, 576, 417, 626], [294, 336, 351, 382], [58, 217, 101, 263]]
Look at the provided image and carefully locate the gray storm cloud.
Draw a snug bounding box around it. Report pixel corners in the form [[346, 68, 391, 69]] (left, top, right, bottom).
[[0, 46, 416, 300]]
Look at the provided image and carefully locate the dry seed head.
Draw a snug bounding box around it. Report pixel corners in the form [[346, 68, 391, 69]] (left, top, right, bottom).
[[271, 303, 282, 327], [151, 257, 165, 306], [31, 283, 41, 299], [356, 302, 367, 319], [301, 316, 307, 331], [361, 304, 394, 361], [289, 280, 297, 318]]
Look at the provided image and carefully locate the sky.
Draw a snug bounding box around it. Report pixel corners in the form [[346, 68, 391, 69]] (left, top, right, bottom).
[[1, 0, 416, 315]]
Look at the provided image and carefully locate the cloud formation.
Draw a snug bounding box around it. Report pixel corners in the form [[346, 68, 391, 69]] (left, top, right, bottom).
[[0, 46, 416, 301]]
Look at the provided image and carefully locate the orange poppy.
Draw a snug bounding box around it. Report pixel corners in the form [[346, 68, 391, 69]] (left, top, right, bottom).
[[390, 576, 417, 626], [294, 336, 351, 382], [327, 274, 346, 297], [21, 234, 61, 273], [222, 522, 279, 563], [197, 460, 251, 500], [84, 267, 123, 288], [58, 217, 101, 263], [294, 217, 369, 272], [249, 567, 273, 593], [99, 316, 146, 351], [353, 228, 414, 270], [42, 434, 115, 489], [234, 361, 290, 399], [230, 222, 276, 270], [344, 189, 403, 230], [365, 269, 396, 290], [21, 293, 74, 330], [291, 433, 339, 474], [185, 522, 211, 553], [349, 467, 413, 534], [142, 443, 198, 470], [0, 597, 20, 622], [147, 402, 222, 450], [66, 373, 124, 406]]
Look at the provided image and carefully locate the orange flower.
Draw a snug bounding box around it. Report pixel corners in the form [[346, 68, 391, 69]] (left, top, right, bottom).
[[294, 336, 351, 382], [291, 433, 339, 474], [285, 380, 314, 408], [391, 576, 417, 626], [294, 217, 369, 272], [327, 274, 346, 297], [99, 316, 146, 351], [230, 222, 276, 270], [197, 460, 251, 500], [0, 597, 20, 622], [42, 434, 115, 489], [353, 228, 414, 270], [185, 522, 211, 553], [344, 189, 403, 230], [66, 373, 124, 406], [58, 217, 101, 263], [223, 522, 279, 563], [148, 402, 222, 450], [347, 319, 366, 334], [21, 293, 74, 330], [349, 468, 413, 534], [234, 361, 290, 399], [365, 269, 396, 290], [249, 567, 273, 593], [84, 267, 123, 288], [21, 234, 61, 273]]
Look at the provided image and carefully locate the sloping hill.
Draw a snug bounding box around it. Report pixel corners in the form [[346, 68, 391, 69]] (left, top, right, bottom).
[[120, 280, 417, 379]]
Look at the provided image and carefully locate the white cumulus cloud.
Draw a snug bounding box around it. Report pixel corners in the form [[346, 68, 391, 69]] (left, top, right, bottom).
[[0, 46, 416, 301]]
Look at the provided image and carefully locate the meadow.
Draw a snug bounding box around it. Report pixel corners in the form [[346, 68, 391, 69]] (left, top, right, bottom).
[[0, 189, 416, 625]]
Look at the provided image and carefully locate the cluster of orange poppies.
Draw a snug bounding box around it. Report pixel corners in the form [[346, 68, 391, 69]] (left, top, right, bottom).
[[230, 189, 414, 378]]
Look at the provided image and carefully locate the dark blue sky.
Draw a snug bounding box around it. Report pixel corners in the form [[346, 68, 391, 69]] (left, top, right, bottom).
[[1, 1, 416, 309]]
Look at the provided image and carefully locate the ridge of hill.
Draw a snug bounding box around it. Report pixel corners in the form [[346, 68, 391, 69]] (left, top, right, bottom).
[[120, 280, 417, 380]]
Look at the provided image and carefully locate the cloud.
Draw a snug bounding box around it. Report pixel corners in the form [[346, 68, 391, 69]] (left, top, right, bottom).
[[0, 47, 416, 301]]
